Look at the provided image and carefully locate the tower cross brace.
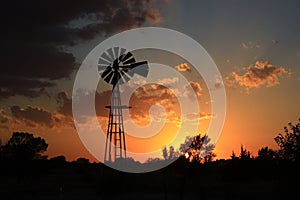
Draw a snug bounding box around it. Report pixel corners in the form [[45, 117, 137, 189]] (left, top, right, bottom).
[[104, 84, 130, 162]]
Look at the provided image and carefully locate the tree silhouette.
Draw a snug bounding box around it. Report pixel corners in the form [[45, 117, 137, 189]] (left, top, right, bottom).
[[274, 118, 300, 162], [179, 134, 216, 163], [0, 132, 48, 161], [257, 146, 277, 161], [230, 145, 252, 161], [162, 146, 178, 161], [230, 151, 238, 160], [239, 145, 252, 160]]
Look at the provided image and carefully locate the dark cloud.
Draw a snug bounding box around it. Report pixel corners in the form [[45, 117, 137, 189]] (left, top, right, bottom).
[[0, 0, 162, 45], [0, 110, 10, 124], [0, 109, 12, 131], [95, 90, 111, 118], [0, 44, 74, 99], [56, 91, 72, 116], [0, 78, 52, 99], [10, 104, 75, 128], [2, 45, 75, 80], [0, 0, 162, 99], [146, 8, 163, 23], [56, 88, 110, 122], [11, 105, 54, 128], [56, 89, 110, 118]]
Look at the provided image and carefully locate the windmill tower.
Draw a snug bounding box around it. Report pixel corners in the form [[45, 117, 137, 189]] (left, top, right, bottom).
[[98, 47, 148, 162]]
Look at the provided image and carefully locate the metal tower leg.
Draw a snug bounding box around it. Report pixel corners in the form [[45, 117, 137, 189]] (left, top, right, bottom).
[[104, 85, 127, 162]]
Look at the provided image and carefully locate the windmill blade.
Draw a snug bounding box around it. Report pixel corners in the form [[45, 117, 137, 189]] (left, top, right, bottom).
[[119, 48, 126, 57], [98, 63, 108, 72], [98, 68, 105, 75], [124, 61, 148, 69], [120, 52, 132, 62], [120, 52, 135, 64], [117, 71, 126, 84], [101, 51, 114, 63], [103, 70, 115, 84], [101, 66, 112, 79], [123, 57, 136, 65], [119, 67, 133, 82], [111, 72, 120, 85], [119, 70, 132, 83], [113, 47, 121, 58], [113, 47, 119, 59], [132, 65, 149, 77], [107, 48, 115, 60], [98, 47, 149, 87], [98, 57, 111, 66], [123, 61, 149, 77]]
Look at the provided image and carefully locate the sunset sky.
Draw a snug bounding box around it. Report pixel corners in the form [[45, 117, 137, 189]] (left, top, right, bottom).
[[1, 0, 300, 162]]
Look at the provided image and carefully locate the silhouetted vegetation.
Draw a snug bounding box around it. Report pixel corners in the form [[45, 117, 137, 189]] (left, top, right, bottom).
[[0, 132, 48, 161], [0, 119, 300, 199], [162, 145, 178, 161], [179, 134, 216, 163], [234, 144, 252, 160], [274, 118, 300, 162], [257, 146, 277, 161]]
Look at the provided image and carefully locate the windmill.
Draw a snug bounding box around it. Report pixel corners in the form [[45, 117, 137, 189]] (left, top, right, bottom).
[[98, 47, 149, 162]]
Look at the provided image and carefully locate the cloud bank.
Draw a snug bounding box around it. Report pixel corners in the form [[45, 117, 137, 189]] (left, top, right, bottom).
[[227, 61, 290, 90], [0, 0, 163, 99]]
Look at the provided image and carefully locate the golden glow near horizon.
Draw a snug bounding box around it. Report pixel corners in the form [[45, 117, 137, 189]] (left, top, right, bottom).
[[96, 79, 212, 157]]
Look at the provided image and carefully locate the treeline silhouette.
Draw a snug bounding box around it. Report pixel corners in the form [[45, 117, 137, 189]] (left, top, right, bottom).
[[0, 119, 299, 200]]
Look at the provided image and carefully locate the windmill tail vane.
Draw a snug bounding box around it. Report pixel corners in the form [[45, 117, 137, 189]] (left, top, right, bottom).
[[98, 47, 149, 162]]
